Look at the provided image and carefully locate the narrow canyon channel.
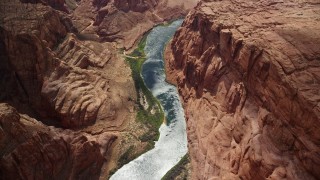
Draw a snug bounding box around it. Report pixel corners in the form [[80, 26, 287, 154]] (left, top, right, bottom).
[[110, 20, 187, 180]]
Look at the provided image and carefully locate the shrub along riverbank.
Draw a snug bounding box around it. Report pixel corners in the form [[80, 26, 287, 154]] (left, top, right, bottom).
[[109, 34, 165, 176], [126, 35, 164, 146], [162, 153, 190, 180]]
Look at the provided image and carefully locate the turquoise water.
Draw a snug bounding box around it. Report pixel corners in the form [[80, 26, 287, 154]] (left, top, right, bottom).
[[110, 20, 187, 180]]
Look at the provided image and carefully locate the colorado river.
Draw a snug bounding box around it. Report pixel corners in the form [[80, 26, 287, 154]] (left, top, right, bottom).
[[110, 20, 187, 180]]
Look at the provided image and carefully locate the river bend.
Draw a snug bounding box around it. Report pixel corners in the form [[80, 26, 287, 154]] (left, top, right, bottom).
[[110, 20, 187, 180]]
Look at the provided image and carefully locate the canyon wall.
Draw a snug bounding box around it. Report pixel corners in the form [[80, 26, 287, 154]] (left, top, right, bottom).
[[166, 0, 320, 179], [0, 1, 134, 178], [0, 103, 115, 179], [0, 0, 130, 128]]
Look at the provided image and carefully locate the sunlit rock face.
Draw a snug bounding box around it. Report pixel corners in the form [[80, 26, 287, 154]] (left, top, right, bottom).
[[165, 0, 320, 179], [0, 103, 117, 179]]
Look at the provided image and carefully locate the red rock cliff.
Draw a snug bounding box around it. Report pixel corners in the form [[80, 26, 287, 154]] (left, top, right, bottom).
[[166, 0, 320, 179], [0, 103, 116, 179], [0, 1, 126, 178]]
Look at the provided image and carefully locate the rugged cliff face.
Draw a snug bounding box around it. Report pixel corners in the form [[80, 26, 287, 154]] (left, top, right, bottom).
[[0, 103, 115, 179], [166, 0, 320, 179], [0, 0, 129, 128], [0, 1, 133, 178], [0, 0, 68, 124]]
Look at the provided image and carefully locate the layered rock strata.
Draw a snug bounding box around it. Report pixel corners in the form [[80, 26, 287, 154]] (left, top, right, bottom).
[[0, 103, 116, 179], [166, 0, 320, 179]]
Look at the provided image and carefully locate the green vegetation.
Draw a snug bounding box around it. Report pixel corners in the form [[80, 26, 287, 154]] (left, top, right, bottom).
[[108, 145, 139, 177], [108, 146, 136, 177], [126, 35, 164, 144], [162, 153, 190, 180], [117, 145, 134, 168], [108, 34, 165, 178]]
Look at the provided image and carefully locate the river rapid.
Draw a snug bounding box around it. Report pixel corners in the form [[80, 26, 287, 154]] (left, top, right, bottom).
[[110, 20, 187, 180]]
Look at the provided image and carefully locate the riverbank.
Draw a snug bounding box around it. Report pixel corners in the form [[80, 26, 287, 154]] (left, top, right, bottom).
[[162, 29, 191, 180], [162, 153, 191, 180], [126, 36, 165, 142], [108, 34, 165, 178], [110, 19, 188, 180]]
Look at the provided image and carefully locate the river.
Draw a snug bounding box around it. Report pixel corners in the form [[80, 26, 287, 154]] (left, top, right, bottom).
[[110, 20, 187, 180]]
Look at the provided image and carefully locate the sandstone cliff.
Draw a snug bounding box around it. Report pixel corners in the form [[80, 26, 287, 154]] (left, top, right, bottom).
[[166, 0, 320, 179], [0, 1, 130, 176], [0, 103, 116, 179], [0, 0, 133, 128]]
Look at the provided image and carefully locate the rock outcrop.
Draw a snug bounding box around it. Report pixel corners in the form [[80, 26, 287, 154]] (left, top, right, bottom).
[[166, 0, 320, 179], [0, 0, 67, 121], [0, 103, 117, 179]]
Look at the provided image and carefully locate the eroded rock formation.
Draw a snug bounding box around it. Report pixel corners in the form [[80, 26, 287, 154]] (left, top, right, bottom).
[[0, 1, 67, 123], [0, 0, 129, 128], [0, 0, 136, 178], [166, 0, 320, 179], [0, 103, 116, 179]]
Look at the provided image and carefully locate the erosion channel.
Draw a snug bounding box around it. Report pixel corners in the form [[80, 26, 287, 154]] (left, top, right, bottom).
[[110, 20, 187, 180]]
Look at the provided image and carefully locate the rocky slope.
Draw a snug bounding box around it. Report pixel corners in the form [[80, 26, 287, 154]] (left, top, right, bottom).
[[0, 0, 135, 178], [166, 0, 320, 179], [0, 103, 115, 179], [0, 0, 130, 128], [0, 0, 198, 179]]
